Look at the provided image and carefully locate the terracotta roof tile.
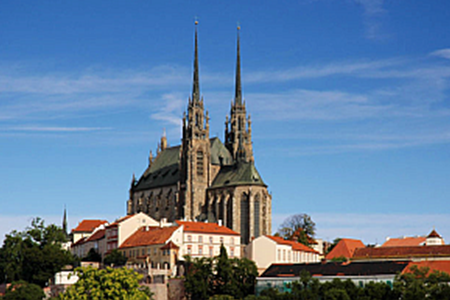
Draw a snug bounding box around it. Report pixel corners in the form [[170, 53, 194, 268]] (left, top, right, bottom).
[[176, 221, 240, 236], [119, 226, 179, 249], [427, 229, 442, 238], [72, 220, 108, 233], [353, 245, 450, 260], [325, 238, 365, 260], [107, 214, 135, 227], [381, 237, 426, 247], [266, 235, 319, 254], [404, 260, 450, 275], [86, 229, 105, 242]]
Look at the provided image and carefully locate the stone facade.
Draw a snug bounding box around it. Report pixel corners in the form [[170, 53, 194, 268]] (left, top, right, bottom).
[[127, 25, 271, 244]]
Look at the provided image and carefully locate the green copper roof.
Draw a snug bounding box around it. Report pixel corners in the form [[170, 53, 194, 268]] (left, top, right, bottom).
[[210, 137, 233, 166], [134, 146, 180, 191], [210, 161, 266, 188]]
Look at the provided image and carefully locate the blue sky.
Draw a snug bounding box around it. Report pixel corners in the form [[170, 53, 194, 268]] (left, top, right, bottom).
[[1, 0, 450, 245]]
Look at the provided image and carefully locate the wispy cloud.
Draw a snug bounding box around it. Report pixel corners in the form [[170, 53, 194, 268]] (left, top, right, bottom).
[[272, 212, 450, 244], [3, 126, 111, 132], [430, 49, 450, 60]]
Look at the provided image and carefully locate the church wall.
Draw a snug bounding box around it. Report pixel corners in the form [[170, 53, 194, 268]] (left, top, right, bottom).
[[131, 184, 179, 222]]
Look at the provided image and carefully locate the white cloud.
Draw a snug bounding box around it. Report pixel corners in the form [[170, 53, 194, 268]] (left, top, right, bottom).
[[430, 49, 450, 60], [272, 212, 450, 245]]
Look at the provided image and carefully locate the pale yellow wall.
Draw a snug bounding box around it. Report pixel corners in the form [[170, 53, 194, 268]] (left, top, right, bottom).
[[118, 212, 159, 246]]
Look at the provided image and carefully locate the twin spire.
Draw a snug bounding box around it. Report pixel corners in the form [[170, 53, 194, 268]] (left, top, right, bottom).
[[191, 22, 243, 106]]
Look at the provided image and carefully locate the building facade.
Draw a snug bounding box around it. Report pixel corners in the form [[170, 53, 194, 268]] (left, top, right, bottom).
[[127, 25, 271, 244]]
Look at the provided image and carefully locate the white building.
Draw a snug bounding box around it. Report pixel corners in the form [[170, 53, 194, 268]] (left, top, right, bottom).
[[246, 235, 322, 273]]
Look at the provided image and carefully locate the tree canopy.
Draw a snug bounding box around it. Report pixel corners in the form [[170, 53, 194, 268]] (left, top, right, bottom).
[[184, 245, 258, 300], [277, 214, 316, 245], [59, 266, 152, 300], [2, 280, 45, 300], [0, 218, 74, 287]]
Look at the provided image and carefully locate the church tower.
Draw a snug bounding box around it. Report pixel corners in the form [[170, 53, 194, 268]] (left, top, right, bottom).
[[180, 21, 211, 221], [225, 27, 254, 163]]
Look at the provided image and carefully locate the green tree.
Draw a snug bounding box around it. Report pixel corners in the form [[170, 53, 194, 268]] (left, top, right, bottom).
[[103, 249, 127, 267], [2, 280, 45, 300], [394, 265, 450, 300], [184, 256, 214, 300], [0, 218, 74, 287], [82, 248, 102, 262], [59, 266, 152, 300], [277, 214, 316, 246], [214, 245, 234, 296]]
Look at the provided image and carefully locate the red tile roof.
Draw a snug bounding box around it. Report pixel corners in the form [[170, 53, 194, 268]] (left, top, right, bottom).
[[176, 221, 240, 236], [403, 260, 450, 276], [353, 245, 450, 260], [86, 229, 106, 242], [107, 215, 134, 227], [161, 241, 179, 250], [381, 237, 426, 247], [119, 226, 179, 249], [266, 235, 319, 254], [325, 238, 365, 260], [427, 229, 442, 238], [72, 220, 108, 233]]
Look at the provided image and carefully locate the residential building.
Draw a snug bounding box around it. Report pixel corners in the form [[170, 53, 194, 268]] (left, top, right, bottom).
[[176, 221, 241, 259], [325, 238, 365, 261], [105, 212, 160, 254], [119, 226, 183, 277], [126, 24, 271, 244], [71, 227, 106, 259], [71, 219, 108, 244], [246, 235, 321, 273]]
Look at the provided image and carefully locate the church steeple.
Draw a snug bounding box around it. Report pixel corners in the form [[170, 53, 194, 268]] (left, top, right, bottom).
[[235, 26, 242, 105], [192, 21, 200, 104], [225, 25, 254, 162]]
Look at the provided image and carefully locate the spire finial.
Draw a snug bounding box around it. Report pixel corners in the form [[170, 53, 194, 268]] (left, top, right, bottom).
[[192, 19, 200, 103], [235, 24, 242, 105]]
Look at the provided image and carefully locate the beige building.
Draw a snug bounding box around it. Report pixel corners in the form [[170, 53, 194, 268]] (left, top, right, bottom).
[[176, 221, 241, 259], [246, 235, 322, 273], [105, 212, 160, 254], [127, 25, 271, 245]]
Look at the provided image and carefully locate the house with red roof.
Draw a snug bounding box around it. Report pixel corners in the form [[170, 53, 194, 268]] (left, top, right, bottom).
[[246, 235, 322, 273], [119, 225, 183, 277], [105, 212, 160, 254], [176, 220, 241, 259], [325, 238, 365, 261], [71, 219, 108, 244]]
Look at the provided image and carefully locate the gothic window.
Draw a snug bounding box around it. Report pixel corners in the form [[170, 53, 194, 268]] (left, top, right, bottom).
[[196, 151, 204, 176], [240, 193, 250, 244], [254, 194, 260, 238]]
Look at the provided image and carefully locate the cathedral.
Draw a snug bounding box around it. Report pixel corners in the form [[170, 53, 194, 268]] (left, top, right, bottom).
[[127, 24, 271, 244]]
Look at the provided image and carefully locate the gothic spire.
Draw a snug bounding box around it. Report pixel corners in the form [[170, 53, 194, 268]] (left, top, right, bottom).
[[235, 25, 242, 105], [192, 20, 200, 103], [62, 206, 68, 236]]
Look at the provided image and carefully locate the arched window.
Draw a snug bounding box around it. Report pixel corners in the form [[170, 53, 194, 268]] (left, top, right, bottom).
[[240, 193, 250, 244]]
